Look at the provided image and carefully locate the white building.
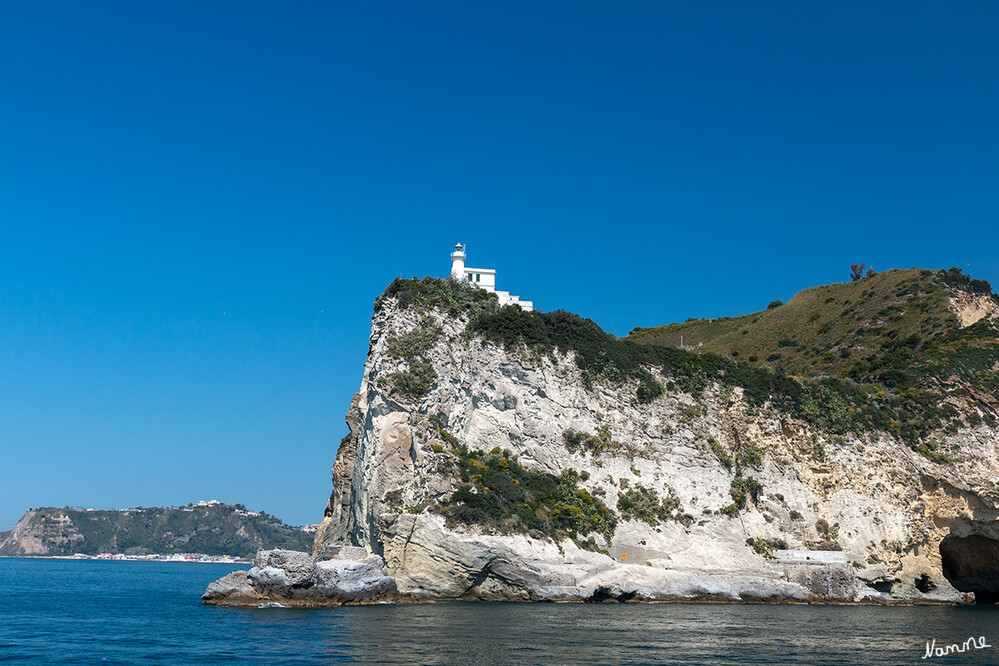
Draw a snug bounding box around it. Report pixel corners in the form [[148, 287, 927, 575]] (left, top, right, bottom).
[[450, 243, 533, 311]]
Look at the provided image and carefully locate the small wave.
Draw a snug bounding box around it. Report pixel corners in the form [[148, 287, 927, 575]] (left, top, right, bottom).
[[257, 602, 290, 609]]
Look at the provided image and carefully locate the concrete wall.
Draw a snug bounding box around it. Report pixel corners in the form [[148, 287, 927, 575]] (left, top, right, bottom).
[[774, 550, 848, 565]]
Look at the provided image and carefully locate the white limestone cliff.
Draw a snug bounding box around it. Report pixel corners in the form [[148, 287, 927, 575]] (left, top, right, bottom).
[[312, 282, 999, 604]]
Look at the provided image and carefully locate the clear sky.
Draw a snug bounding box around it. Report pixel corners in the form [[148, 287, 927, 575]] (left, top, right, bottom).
[[2, 2, 998, 530]]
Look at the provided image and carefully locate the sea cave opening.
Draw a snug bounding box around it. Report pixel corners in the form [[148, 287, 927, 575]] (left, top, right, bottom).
[[939, 534, 999, 604]]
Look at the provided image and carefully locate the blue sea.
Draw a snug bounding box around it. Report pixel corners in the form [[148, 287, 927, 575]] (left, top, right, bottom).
[[1, 558, 996, 664]]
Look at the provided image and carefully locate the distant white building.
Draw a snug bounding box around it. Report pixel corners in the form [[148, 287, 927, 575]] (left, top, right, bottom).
[[450, 243, 533, 311]]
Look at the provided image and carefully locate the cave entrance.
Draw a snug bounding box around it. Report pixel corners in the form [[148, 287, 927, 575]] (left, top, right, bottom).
[[939, 534, 999, 604]]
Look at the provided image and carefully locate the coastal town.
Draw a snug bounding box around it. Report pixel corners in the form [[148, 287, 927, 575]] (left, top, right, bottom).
[[52, 551, 252, 564]]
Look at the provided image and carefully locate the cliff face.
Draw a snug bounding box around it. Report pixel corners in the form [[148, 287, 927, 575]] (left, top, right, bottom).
[[314, 278, 999, 603], [0, 511, 48, 555]]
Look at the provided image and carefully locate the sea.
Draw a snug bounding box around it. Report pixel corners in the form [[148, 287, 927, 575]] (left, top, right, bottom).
[[1, 558, 996, 665]]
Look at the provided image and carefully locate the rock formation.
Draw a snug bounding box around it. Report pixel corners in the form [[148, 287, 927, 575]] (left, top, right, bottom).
[[304, 273, 999, 604], [202, 548, 402, 607]]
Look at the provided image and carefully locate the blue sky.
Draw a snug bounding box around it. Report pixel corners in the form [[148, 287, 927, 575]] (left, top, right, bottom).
[[2, 2, 998, 529]]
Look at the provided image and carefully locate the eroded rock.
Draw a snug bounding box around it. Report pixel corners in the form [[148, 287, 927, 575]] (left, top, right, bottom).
[[203, 548, 400, 607]]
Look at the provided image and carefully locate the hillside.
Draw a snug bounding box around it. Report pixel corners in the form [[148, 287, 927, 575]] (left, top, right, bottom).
[[0, 503, 313, 559], [309, 275, 999, 604], [625, 268, 999, 453], [628, 268, 998, 379]]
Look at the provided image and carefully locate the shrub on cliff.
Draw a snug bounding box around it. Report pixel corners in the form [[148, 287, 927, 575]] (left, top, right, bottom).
[[729, 477, 763, 510], [747, 537, 788, 558], [562, 428, 654, 459], [375, 276, 499, 314], [385, 360, 436, 399], [616, 484, 680, 525], [709, 440, 734, 472], [470, 304, 811, 416], [436, 445, 617, 550], [387, 326, 440, 360]]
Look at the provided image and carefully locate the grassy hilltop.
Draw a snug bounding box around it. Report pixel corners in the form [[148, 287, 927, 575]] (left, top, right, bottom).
[[627, 268, 998, 385]]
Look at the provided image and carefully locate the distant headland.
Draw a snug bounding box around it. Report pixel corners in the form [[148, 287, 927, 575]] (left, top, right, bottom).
[[0, 501, 315, 560]]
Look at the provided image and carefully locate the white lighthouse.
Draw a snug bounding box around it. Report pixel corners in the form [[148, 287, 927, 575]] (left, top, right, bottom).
[[448, 243, 533, 311], [450, 243, 466, 278]]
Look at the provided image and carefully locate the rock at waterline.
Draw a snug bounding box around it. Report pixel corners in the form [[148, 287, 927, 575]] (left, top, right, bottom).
[[202, 548, 404, 607]]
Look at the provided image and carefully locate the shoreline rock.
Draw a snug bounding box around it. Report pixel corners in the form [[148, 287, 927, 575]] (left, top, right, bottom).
[[203, 548, 409, 607], [203, 545, 969, 607]]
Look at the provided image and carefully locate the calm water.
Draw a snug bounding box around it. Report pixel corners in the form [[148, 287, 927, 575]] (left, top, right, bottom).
[[0, 558, 996, 664]]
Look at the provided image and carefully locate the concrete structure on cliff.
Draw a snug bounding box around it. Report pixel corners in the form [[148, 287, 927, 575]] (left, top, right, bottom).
[[449, 243, 533, 311]]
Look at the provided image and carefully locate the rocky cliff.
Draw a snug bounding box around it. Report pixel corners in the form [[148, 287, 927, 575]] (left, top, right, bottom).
[[313, 274, 999, 604]]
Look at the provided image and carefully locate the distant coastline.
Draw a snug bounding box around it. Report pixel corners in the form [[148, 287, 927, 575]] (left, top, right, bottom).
[[1, 553, 251, 564], [0, 502, 312, 560]]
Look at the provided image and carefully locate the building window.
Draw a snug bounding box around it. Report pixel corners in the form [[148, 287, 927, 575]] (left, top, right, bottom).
[[468, 274, 473, 282], [475, 274, 480, 282]]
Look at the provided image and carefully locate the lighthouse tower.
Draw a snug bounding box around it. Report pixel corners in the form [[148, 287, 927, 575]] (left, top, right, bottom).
[[450, 243, 466, 279]]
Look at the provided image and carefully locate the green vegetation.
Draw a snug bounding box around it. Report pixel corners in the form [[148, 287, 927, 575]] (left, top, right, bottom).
[[5, 504, 311, 558], [732, 476, 763, 505], [375, 277, 490, 400], [721, 476, 764, 516], [635, 369, 665, 403], [709, 439, 734, 472], [383, 489, 404, 511], [433, 444, 616, 551], [428, 415, 459, 447], [385, 360, 436, 399], [562, 427, 652, 459], [616, 484, 682, 525], [916, 440, 951, 465], [627, 269, 969, 377], [469, 302, 800, 407], [387, 326, 440, 359], [737, 441, 762, 469], [812, 518, 842, 550], [377, 277, 801, 414], [939, 267, 996, 297], [375, 276, 498, 314], [747, 537, 788, 558], [384, 320, 442, 399]]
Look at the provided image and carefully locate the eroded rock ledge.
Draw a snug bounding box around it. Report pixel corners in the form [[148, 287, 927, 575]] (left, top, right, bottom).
[[203, 547, 410, 607], [204, 542, 962, 606]]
